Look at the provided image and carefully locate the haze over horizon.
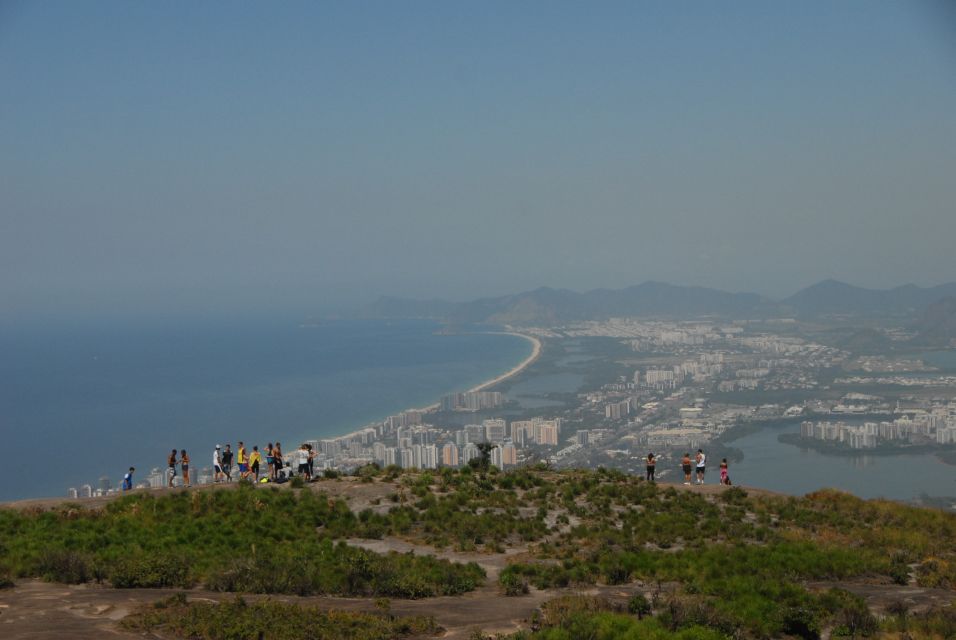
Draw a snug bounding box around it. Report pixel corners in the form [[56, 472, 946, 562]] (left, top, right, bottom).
[[2, 1, 955, 321]]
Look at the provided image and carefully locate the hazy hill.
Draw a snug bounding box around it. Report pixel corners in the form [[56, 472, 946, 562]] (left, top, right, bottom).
[[360, 282, 772, 324], [912, 296, 956, 346], [784, 279, 956, 317]]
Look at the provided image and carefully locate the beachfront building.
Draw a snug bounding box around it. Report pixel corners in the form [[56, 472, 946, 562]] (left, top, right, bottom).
[[440, 391, 503, 412]]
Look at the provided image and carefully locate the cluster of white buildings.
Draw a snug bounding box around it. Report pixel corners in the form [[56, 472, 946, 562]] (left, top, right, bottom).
[[635, 354, 726, 391], [327, 415, 564, 473], [439, 391, 503, 412], [801, 411, 956, 449]]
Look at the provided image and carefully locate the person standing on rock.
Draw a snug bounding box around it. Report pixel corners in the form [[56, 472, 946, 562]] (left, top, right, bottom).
[[213, 445, 223, 483], [681, 453, 693, 485], [645, 453, 656, 482], [695, 449, 706, 485], [249, 445, 262, 482], [180, 449, 191, 487], [167, 449, 178, 488], [123, 467, 135, 491], [221, 444, 234, 482], [237, 441, 248, 479], [272, 442, 283, 480], [720, 458, 731, 486]]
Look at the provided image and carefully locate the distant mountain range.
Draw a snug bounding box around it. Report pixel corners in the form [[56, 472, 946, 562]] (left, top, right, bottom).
[[356, 279, 956, 326], [781, 279, 956, 316], [912, 297, 956, 346]]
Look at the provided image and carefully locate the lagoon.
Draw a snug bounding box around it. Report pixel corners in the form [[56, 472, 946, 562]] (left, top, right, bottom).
[[726, 420, 956, 502]]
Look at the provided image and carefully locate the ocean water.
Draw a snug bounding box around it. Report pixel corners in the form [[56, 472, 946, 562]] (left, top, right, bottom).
[[0, 318, 531, 502]]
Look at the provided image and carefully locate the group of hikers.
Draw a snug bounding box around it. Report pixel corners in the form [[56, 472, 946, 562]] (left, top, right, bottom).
[[644, 449, 733, 486], [121, 445, 735, 492], [158, 441, 319, 488]]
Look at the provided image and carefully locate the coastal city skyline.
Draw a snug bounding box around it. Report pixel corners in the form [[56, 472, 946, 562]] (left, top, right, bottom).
[[57, 311, 956, 507]]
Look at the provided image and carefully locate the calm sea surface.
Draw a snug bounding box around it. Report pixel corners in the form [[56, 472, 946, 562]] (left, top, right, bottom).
[[0, 318, 531, 502]]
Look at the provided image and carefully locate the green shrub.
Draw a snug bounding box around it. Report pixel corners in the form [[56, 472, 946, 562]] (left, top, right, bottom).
[[500, 571, 529, 596], [627, 594, 651, 619], [109, 553, 193, 589], [35, 549, 96, 584]]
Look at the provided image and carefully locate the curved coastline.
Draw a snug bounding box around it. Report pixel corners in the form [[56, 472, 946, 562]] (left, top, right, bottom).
[[336, 331, 542, 439]]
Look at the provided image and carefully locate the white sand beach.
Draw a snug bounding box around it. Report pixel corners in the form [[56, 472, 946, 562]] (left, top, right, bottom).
[[335, 332, 543, 437]]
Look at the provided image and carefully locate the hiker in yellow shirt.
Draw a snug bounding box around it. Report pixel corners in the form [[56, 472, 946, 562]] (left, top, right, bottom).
[[248, 445, 262, 482]]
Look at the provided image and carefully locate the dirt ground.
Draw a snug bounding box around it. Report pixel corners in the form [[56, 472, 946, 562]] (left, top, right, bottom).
[[0, 577, 655, 639]]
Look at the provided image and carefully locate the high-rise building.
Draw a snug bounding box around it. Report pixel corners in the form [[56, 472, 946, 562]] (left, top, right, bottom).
[[605, 400, 630, 420], [422, 444, 438, 469], [464, 424, 485, 443], [511, 420, 534, 444], [490, 445, 503, 469], [441, 443, 459, 467], [461, 443, 480, 464], [484, 419, 507, 443], [500, 441, 517, 466], [440, 391, 503, 412], [384, 447, 398, 467], [535, 421, 559, 446], [411, 445, 423, 469]]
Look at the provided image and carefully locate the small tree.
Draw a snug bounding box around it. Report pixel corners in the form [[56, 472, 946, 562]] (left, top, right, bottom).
[[468, 443, 495, 472]]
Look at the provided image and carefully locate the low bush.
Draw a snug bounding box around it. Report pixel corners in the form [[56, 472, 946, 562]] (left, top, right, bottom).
[[121, 594, 440, 640], [35, 549, 97, 584], [108, 553, 193, 589], [500, 571, 529, 596]]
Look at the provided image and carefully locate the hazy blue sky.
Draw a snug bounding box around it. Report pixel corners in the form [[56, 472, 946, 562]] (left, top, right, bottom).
[[2, 1, 954, 318]]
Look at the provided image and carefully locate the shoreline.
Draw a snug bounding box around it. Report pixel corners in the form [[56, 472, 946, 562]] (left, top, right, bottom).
[[334, 331, 543, 440]]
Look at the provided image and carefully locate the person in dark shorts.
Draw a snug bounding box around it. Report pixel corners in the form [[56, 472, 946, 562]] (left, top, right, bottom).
[[306, 443, 315, 480], [681, 452, 693, 485], [249, 445, 261, 482], [272, 442, 283, 480], [180, 449, 191, 487], [123, 467, 135, 491], [221, 444, 234, 482], [167, 449, 178, 487], [695, 449, 706, 485], [645, 452, 656, 482], [265, 443, 274, 479], [297, 444, 310, 478]]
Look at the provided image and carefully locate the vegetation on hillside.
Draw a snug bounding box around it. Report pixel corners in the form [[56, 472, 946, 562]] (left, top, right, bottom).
[[0, 482, 484, 598], [2, 465, 955, 638]]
